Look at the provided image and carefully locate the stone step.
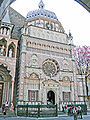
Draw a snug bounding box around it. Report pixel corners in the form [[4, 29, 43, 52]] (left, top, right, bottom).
[[58, 111, 67, 115]]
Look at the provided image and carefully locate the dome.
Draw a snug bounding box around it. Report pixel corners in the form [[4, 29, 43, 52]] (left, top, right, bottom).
[[26, 0, 58, 21]]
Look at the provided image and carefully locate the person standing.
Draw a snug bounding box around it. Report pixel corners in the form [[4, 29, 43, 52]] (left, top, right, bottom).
[[3, 108, 6, 118], [73, 106, 77, 120], [5, 102, 8, 110], [2, 104, 5, 113]]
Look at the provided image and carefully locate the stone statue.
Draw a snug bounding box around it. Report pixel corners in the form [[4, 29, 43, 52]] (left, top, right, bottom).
[[0, 45, 5, 55], [9, 49, 12, 57]]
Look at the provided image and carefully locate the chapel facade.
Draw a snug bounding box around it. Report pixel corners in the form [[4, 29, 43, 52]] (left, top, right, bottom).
[[17, 0, 86, 110], [0, 0, 87, 110]]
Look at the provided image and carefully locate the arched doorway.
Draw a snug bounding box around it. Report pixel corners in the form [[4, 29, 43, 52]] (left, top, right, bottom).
[[0, 65, 12, 108], [47, 91, 55, 104]]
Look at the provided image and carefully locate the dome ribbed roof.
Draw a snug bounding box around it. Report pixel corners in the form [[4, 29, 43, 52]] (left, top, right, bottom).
[[26, 0, 58, 21]]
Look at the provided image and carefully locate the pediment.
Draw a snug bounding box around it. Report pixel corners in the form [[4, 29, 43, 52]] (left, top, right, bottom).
[[43, 79, 59, 84]]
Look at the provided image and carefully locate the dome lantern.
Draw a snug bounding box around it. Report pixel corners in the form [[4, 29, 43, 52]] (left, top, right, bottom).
[[38, 0, 45, 9], [26, 0, 58, 21]]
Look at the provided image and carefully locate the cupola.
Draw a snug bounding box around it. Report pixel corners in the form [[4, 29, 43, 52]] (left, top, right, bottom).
[[26, 0, 65, 33]]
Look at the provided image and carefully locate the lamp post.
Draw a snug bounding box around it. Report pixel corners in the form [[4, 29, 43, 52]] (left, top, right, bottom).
[[85, 61, 90, 101], [85, 62, 89, 99], [79, 64, 86, 104]]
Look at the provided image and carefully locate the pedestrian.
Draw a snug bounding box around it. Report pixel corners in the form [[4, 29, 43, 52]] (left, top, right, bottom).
[[2, 104, 5, 113], [77, 106, 81, 114], [68, 106, 72, 115], [73, 106, 77, 120], [73, 106, 77, 113], [5, 101, 8, 110], [3, 108, 6, 118], [77, 106, 82, 119], [65, 104, 67, 112], [62, 104, 65, 112], [51, 99, 53, 104]]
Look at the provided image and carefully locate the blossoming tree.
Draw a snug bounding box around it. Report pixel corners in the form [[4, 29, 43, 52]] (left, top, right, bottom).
[[74, 46, 90, 74]]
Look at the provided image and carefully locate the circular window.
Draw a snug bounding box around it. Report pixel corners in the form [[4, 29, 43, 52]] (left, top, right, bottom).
[[42, 59, 60, 77]]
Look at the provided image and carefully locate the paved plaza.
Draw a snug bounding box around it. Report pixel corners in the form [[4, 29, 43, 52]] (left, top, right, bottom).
[[0, 115, 90, 120]]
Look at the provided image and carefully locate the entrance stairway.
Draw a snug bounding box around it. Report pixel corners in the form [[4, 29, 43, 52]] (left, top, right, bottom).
[[58, 111, 68, 117], [0, 108, 16, 118]]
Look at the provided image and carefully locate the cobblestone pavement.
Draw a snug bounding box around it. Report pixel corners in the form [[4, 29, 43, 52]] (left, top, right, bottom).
[[0, 115, 90, 120]]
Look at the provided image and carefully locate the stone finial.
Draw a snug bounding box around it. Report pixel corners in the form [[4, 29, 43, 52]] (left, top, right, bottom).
[[68, 30, 73, 45]]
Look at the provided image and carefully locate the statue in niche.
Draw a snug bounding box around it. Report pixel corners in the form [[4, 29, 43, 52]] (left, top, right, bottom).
[[0, 45, 5, 55], [9, 49, 12, 57]]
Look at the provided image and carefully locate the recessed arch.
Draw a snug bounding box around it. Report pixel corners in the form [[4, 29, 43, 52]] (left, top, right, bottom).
[[31, 54, 38, 66], [63, 59, 69, 70], [0, 38, 7, 56], [0, 64, 12, 107]]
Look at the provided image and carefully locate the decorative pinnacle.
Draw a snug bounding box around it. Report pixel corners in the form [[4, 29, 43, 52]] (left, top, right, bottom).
[[38, 0, 45, 9], [69, 30, 72, 37]]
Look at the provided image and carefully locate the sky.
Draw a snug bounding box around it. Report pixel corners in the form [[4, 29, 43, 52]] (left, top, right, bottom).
[[11, 0, 90, 47]]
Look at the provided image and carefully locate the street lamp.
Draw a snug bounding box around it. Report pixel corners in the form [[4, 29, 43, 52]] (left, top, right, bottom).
[[79, 63, 86, 104], [85, 62, 90, 99]]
